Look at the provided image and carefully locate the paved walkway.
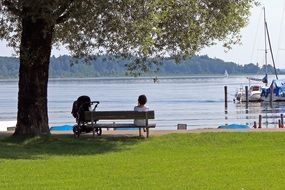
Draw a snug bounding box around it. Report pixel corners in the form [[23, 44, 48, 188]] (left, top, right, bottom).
[[2, 128, 285, 137]]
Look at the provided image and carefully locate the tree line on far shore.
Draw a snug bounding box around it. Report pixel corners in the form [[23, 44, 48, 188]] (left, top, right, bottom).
[[0, 55, 280, 79]]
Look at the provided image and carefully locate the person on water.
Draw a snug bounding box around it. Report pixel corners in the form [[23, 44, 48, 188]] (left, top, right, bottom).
[[153, 76, 159, 83]]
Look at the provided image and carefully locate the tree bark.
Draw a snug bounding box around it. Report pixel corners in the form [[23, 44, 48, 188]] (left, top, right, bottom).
[[14, 16, 54, 136]]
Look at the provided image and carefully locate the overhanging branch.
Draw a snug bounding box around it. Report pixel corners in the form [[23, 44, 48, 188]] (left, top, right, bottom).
[[3, 0, 22, 17], [54, 0, 75, 24]]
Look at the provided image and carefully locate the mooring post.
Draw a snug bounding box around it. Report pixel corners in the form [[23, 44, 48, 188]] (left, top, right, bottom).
[[245, 86, 249, 108], [270, 85, 273, 103], [224, 86, 228, 109], [258, 114, 262, 128], [253, 121, 257, 129]]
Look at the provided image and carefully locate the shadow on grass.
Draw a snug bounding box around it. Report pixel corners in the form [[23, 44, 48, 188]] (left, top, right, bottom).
[[0, 134, 144, 160]]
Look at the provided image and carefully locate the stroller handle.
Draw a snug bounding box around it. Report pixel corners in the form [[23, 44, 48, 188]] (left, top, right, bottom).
[[91, 101, 100, 111]]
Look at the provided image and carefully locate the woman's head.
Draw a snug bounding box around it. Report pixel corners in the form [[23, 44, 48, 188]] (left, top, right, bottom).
[[138, 94, 147, 105]]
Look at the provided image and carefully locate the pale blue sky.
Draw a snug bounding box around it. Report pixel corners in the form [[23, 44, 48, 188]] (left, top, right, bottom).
[[200, 0, 285, 68], [1, 0, 285, 68]]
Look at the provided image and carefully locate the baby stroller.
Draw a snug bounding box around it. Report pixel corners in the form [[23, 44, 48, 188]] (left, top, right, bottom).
[[71, 95, 102, 137]]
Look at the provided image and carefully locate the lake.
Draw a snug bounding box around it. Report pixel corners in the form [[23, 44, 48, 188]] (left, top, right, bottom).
[[1, 75, 285, 130]]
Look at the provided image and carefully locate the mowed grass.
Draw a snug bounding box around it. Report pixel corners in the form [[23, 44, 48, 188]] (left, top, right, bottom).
[[1, 132, 285, 190]]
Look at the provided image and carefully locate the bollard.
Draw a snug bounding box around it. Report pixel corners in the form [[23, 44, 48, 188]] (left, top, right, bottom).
[[253, 121, 257, 129], [245, 86, 249, 108], [258, 115, 262, 128], [224, 86, 228, 108]]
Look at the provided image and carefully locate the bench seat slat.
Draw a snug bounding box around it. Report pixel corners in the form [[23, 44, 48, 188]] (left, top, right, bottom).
[[85, 111, 155, 120], [89, 123, 156, 128]]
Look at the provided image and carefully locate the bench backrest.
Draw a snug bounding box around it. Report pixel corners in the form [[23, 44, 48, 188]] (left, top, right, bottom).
[[84, 110, 155, 121]]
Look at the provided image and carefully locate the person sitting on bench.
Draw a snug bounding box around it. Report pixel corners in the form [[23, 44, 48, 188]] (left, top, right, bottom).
[[134, 94, 149, 131]]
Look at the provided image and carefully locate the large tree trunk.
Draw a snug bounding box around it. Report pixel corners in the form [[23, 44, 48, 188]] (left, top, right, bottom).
[[14, 16, 54, 136]]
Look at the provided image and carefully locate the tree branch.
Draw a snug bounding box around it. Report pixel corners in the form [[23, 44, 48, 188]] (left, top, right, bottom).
[[54, 0, 74, 24], [3, 0, 22, 17], [56, 11, 71, 24]]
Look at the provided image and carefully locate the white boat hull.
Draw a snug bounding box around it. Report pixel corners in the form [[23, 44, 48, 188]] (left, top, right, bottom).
[[236, 93, 262, 102], [261, 95, 285, 102], [235, 86, 262, 102]]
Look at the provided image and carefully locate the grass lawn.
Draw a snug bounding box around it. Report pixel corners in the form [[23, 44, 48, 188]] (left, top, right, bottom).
[[1, 132, 285, 190]]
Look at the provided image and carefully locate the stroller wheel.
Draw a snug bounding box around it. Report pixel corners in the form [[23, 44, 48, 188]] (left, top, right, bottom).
[[73, 125, 81, 138], [96, 128, 102, 136], [75, 132, 80, 138]]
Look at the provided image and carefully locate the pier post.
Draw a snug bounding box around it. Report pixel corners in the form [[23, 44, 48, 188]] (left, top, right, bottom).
[[224, 86, 228, 109], [270, 85, 273, 103], [245, 86, 249, 108], [258, 115, 262, 128]]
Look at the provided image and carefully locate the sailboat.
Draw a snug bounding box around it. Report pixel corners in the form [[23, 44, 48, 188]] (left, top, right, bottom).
[[235, 7, 273, 102], [224, 70, 229, 78], [260, 7, 285, 102]]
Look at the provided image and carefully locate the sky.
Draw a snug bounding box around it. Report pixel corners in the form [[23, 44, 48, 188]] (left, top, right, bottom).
[[200, 0, 285, 68], [1, 0, 285, 68]]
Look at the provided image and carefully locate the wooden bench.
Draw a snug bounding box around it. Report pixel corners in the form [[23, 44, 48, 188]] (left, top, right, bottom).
[[84, 110, 155, 138]]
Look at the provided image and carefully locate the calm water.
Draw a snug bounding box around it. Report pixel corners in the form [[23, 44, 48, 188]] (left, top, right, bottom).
[[1, 75, 285, 129]]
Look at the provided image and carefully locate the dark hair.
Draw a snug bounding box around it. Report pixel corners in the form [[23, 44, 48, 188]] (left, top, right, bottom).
[[138, 94, 147, 105]]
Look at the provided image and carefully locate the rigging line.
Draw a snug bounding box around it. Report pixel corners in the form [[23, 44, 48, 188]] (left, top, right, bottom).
[[276, 1, 285, 64], [265, 23, 278, 79], [250, 8, 263, 64]]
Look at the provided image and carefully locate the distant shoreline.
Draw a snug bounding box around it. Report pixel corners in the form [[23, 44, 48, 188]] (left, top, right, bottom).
[[1, 55, 283, 78], [0, 74, 283, 81]]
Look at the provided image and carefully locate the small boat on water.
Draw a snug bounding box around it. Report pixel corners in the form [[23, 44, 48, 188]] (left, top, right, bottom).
[[224, 70, 229, 78], [234, 74, 267, 102], [235, 85, 262, 102]]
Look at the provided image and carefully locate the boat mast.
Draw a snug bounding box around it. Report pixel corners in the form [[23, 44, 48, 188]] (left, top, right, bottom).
[[263, 7, 268, 76], [264, 7, 279, 79]]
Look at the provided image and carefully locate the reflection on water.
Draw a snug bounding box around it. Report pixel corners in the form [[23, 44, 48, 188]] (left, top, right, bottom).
[[227, 101, 285, 128]]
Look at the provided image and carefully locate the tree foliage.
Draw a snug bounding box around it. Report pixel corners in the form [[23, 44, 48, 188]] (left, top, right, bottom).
[[1, 0, 257, 74]]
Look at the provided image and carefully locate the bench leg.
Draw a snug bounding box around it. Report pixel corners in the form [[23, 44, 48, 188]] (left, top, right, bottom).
[[146, 128, 149, 138]]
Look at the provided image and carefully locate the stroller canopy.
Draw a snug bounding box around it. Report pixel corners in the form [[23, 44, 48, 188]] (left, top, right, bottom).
[[71, 95, 91, 120]]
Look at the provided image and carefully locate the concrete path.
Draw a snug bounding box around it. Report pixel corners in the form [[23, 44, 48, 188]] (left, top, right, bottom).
[[2, 128, 285, 138]]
